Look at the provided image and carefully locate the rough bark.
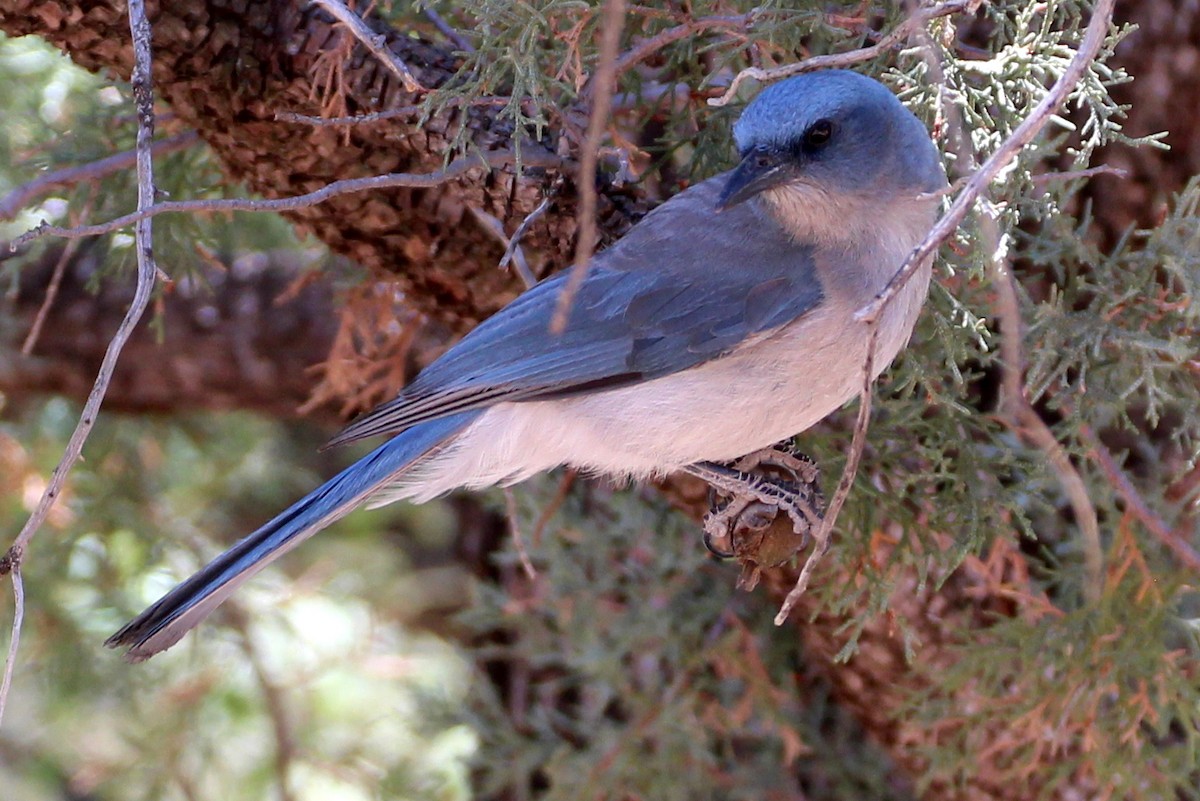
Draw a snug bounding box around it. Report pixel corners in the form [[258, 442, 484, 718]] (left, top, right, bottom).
[[0, 0, 645, 332]]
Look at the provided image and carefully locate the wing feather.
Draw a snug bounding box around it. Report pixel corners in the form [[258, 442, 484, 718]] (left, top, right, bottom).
[[327, 175, 824, 448]]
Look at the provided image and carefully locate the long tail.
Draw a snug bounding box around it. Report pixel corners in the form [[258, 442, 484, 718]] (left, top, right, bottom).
[[105, 411, 479, 662]]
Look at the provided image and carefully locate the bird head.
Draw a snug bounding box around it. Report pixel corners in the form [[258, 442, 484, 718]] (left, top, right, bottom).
[[717, 70, 945, 213]]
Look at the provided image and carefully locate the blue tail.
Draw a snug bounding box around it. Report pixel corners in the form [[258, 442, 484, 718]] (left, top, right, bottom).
[[106, 412, 479, 661]]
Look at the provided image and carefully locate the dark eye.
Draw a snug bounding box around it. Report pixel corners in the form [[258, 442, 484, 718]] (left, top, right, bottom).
[[803, 119, 833, 149], [753, 145, 772, 167]]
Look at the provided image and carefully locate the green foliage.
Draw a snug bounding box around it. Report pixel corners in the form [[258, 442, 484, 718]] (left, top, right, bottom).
[[464, 477, 909, 800], [0, 403, 476, 801]]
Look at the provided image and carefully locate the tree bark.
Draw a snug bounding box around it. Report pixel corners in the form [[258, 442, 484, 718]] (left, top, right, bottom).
[[0, 0, 646, 332], [1, 242, 342, 420]]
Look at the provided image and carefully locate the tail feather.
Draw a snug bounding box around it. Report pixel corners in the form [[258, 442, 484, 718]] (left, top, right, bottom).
[[105, 412, 478, 662]]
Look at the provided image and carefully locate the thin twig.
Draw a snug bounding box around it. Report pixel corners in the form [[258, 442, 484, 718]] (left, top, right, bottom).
[[775, 327, 878, 624], [614, 13, 751, 77], [226, 604, 298, 801], [311, 0, 425, 93], [503, 488, 538, 580], [469, 206, 538, 289], [980, 201, 1103, 603], [708, 0, 978, 107], [0, 0, 162, 725], [856, 0, 1118, 324], [1031, 164, 1129, 186], [1080, 423, 1200, 575], [274, 95, 520, 127], [21, 239, 80, 354], [0, 131, 198, 222], [499, 176, 564, 285], [21, 189, 99, 354], [551, 0, 626, 334], [12, 149, 562, 248], [0, 563, 22, 728], [531, 469, 577, 545], [423, 7, 475, 52]]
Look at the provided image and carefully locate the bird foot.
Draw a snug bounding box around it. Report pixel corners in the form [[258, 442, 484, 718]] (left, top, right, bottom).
[[686, 441, 825, 590]]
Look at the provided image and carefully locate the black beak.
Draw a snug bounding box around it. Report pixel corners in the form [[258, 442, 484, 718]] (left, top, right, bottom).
[[716, 148, 795, 211]]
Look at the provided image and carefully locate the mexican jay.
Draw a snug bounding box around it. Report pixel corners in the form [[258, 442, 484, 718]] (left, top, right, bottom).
[[107, 69, 945, 660]]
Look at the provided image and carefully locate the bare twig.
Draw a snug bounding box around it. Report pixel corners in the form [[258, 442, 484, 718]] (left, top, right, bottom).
[[274, 95, 520, 127], [311, 0, 425, 93], [0, 0, 162, 725], [503, 488, 538, 580], [424, 6, 475, 53], [469, 206, 538, 289], [708, 0, 978, 108], [1031, 164, 1129, 186], [980, 202, 1103, 603], [21, 189, 99, 354], [12, 149, 562, 248], [856, 0, 1118, 324], [226, 604, 298, 801], [499, 176, 564, 285], [531, 469, 577, 546], [0, 131, 198, 222], [614, 13, 751, 77], [0, 561, 22, 728], [1080, 423, 1200, 576], [775, 327, 878, 624], [551, 0, 626, 334]]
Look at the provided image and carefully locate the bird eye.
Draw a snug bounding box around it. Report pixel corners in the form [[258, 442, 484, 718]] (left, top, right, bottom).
[[753, 146, 773, 168], [803, 119, 833, 149]]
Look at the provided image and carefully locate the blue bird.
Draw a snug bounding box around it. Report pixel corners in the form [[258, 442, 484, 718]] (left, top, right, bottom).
[[107, 69, 945, 660]]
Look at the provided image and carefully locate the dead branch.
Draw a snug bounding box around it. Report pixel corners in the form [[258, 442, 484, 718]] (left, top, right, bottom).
[[310, 0, 425, 93], [708, 0, 980, 108], [0, 131, 198, 222], [12, 149, 563, 249], [551, 0, 627, 333], [0, 0, 163, 727]]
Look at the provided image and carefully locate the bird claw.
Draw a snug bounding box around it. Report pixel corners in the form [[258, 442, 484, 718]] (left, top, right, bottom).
[[697, 440, 825, 588]]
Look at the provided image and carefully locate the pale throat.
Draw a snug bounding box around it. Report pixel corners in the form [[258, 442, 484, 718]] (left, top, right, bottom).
[[760, 182, 937, 258]]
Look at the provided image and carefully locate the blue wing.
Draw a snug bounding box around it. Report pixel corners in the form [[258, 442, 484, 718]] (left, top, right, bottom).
[[327, 174, 823, 447]]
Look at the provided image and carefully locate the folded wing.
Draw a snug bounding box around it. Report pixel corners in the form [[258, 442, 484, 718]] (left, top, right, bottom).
[[328, 175, 824, 448]]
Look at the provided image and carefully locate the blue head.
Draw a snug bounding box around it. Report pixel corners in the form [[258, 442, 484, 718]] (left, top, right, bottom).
[[718, 70, 944, 212]]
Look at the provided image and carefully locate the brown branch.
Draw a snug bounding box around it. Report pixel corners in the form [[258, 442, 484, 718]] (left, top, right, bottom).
[[1080, 423, 1200, 575], [708, 0, 979, 108], [0, 0, 162, 726], [980, 202, 1103, 602], [0, 131, 198, 222], [614, 13, 751, 77], [12, 149, 563, 248], [776, 326, 878, 624], [423, 7, 475, 53], [226, 604, 298, 801], [311, 0, 425, 93], [0, 562, 23, 728], [503, 487, 538, 580], [856, 0, 1118, 324], [551, 0, 627, 333]]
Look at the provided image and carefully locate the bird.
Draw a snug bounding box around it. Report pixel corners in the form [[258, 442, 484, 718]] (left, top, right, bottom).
[[107, 69, 946, 661]]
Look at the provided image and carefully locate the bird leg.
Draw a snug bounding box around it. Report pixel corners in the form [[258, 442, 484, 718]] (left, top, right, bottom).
[[685, 441, 824, 589]]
